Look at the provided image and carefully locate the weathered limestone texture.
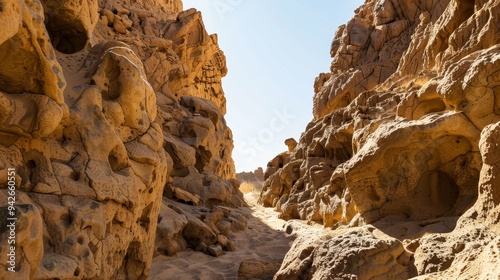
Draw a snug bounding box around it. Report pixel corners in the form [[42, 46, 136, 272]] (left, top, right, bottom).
[[260, 0, 500, 278], [0, 0, 242, 279]]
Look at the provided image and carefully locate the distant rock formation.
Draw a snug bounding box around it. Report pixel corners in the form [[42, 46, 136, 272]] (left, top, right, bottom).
[[237, 167, 264, 182], [0, 0, 243, 279], [237, 167, 264, 193], [260, 0, 500, 278]]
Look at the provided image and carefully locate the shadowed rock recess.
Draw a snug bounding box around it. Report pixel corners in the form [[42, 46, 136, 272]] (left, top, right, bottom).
[[0, 0, 244, 279], [260, 0, 500, 279]]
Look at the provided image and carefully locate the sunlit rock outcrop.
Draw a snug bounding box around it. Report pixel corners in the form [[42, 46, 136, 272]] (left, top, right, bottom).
[[260, 0, 500, 278], [0, 0, 242, 279]]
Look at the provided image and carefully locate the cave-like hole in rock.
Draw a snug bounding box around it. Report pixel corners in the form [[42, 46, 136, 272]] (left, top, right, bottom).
[[26, 160, 37, 168], [73, 267, 80, 277], [414, 99, 447, 119], [413, 170, 460, 219], [70, 170, 79, 181], [377, 135, 481, 225], [45, 16, 88, 54]]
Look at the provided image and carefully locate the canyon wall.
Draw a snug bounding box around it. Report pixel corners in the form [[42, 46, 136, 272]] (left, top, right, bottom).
[[0, 0, 243, 279], [260, 0, 500, 278]]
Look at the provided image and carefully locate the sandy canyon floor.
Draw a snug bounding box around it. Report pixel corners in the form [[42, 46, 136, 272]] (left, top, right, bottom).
[[148, 193, 324, 280]]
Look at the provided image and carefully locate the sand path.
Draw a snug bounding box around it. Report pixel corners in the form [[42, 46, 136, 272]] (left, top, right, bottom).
[[148, 193, 295, 280]]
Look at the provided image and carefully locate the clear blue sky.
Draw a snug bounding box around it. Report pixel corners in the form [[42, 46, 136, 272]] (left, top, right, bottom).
[[182, 0, 364, 172]]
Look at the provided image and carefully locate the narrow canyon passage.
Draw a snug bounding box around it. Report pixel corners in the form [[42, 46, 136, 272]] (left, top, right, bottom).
[[1, 0, 500, 279]]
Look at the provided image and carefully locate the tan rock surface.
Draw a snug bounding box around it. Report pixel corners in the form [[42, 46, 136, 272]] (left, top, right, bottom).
[[91, 2, 242, 208], [260, 0, 500, 279], [0, 0, 241, 279], [0, 37, 168, 280], [0, 204, 43, 279]]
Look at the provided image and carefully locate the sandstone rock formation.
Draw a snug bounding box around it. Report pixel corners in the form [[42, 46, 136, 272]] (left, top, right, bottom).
[[90, 1, 242, 207], [260, 0, 500, 278], [155, 198, 247, 258], [0, 0, 243, 279]]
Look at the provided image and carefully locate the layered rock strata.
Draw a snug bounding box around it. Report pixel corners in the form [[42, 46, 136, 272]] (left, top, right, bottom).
[[260, 0, 500, 278]]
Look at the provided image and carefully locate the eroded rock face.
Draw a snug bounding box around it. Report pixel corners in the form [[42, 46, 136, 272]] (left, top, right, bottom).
[[0, 39, 168, 280], [0, 0, 65, 112], [90, 1, 241, 208], [261, 0, 500, 278], [94, 3, 228, 114], [90, 0, 244, 261], [0, 4, 169, 276], [411, 121, 500, 279], [0, 0, 241, 279]]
